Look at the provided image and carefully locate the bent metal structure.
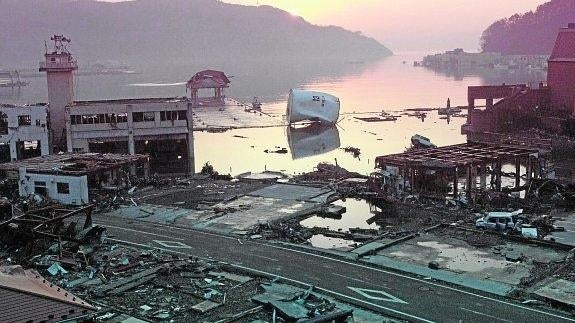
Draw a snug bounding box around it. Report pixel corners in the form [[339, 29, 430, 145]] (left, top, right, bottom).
[[286, 89, 340, 124]]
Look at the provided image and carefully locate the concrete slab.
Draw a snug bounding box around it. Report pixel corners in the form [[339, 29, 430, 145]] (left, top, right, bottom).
[[192, 99, 284, 131], [208, 271, 252, 283], [249, 184, 334, 202], [363, 255, 515, 296], [534, 279, 575, 306], [105, 204, 203, 224], [351, 242, 387, 256], [547, 213, 575, 246], [374, 233, 566, 287], [192, 196, 322, 234], [191, 300, 221, 313]]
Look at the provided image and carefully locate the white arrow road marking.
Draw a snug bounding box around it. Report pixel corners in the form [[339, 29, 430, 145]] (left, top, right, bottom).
[[153, 240, 193, 249], [348, 286, 408, 304]]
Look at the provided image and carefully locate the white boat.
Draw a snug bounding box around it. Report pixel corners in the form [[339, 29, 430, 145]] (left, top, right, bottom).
[[286, 89, 340, 124]]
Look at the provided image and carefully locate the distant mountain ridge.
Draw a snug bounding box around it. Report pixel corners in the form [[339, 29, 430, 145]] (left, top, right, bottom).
[[481, 0, 575, 55], [0, 0, 392, 66]]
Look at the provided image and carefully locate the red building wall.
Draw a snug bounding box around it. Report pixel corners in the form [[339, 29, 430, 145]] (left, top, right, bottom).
[[548, 24, 575, 114], [548, 61, 575, 113]]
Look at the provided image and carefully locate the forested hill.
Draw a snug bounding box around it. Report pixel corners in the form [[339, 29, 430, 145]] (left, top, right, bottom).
[[481, 0, 575, 55], [0, 0, 392, 66]]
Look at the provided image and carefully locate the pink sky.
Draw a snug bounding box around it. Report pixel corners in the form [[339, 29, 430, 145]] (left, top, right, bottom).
[[102, 0, 546, 52]]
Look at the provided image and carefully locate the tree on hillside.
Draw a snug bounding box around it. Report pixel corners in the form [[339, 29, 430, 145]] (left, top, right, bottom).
[[481, 0, 575, 55]]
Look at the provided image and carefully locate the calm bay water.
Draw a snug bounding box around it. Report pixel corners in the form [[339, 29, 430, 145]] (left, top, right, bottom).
[[1, 53, 547, 176]]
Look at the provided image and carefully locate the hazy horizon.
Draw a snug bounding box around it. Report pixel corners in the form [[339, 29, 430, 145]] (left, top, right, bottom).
[[100, 0, 545, 52]]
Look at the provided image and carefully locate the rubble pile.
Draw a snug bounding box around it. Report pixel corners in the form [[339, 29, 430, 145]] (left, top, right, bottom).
[[342, 146, 361, 159], [294, 162, 366, 183], [249, 222, 313, 243], [0, 205, 105, 266]]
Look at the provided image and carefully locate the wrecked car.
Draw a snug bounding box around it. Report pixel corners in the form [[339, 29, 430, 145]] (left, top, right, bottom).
[[476, 209, 523, 231]]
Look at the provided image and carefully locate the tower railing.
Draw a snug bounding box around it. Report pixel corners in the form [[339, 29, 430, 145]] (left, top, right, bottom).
[[39, 60, 78, 71]]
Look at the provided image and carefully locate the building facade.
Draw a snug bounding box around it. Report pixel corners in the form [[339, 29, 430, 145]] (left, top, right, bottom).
[[0, 104, 50, 162], [66, 98, 194, 174]]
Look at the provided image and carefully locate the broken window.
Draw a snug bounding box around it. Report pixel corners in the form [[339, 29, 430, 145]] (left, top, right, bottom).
[[34, 181, 47, 196], [0, 112, 7, 134], [18, 115, 31, 126], [160, 110, 186, 121], [116, 113, 128, 123], [70, 115, 81, 125], [132, 112, 144, 122], [57, 182, 70, 194]]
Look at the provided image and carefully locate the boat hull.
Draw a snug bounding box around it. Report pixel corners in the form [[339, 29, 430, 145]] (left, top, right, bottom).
[[287, 89, 340, 124]]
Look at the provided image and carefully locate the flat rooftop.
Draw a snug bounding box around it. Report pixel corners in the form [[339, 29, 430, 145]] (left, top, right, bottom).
[[71, 97, 189, 107], [375, 142, 541, 169], [0, 153, 148, 176], [0, 103, 47, 109]]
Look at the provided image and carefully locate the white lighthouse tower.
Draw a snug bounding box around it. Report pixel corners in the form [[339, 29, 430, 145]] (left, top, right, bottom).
[[39, 35, 78, 152]]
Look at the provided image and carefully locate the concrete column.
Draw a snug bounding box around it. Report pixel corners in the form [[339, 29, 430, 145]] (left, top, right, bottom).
[[526, 157, 532, 181], [143, 161, 150, 179], [467, 97, 475, 124], [465, 165, 471, 193], [515, 157, 521, 188], [495, 161, 502, 191], [402, 167, 407, 192], [453, 167, 459, 198], [9, 140, 17, 161], [65, 108, 73, 153], [127, 106, 135, 155], [410, 168, 415, 193], [40, 139, 50, 156], [186, 101, 195, 175], [479, 164, 487, 189], [126, 106, 136, 176]]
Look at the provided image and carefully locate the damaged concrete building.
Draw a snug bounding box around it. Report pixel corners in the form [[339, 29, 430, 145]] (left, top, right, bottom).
[[37, 35, 198, 174], [0, 103, 50, 162], [463, 24, 575, 144], [0, 153, 148, 205]]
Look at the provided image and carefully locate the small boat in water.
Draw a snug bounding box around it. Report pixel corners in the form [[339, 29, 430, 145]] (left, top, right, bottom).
[[251, 96, 262, 110], [354, 116, 397, 122], [287, 89, 340, 124]]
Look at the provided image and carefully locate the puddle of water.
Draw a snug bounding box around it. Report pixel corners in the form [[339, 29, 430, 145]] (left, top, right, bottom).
[[300, 198, 381, 232], [307, 234, 355, 250]]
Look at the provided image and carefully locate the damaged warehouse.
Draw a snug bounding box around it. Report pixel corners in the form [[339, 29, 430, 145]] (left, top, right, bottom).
[[0, 153, 149, 205]]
